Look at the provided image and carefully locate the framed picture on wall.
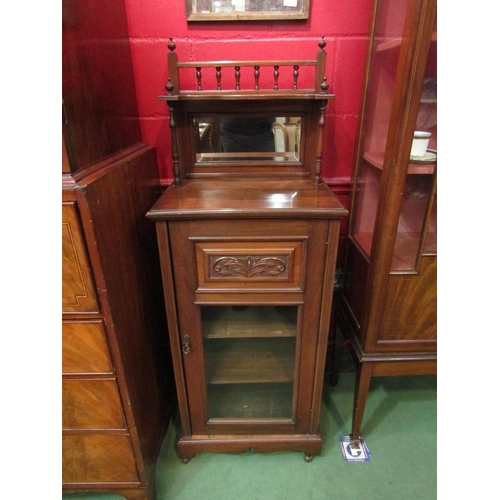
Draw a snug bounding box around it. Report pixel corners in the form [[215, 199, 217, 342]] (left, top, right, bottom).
[[185, 0, 310, 21]]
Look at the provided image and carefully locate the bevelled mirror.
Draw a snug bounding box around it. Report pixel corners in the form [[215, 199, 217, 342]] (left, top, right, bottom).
[[193, 116, 302, 163]]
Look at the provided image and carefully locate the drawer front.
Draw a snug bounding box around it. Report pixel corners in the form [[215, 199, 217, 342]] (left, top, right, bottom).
[[62, 379, 127, 430], [62, 434, 139, 484], [63, 321, 113, 374], [194, 239, 306, 292], [62, 202, 99, 313]]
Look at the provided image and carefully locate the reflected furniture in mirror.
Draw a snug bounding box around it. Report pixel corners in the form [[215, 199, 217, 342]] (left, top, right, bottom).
[[332, 0, 437, 447], [147, 37, 348, 462], [194, 116, 302, 162]]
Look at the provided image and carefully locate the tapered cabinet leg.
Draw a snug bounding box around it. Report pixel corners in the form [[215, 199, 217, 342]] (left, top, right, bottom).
[[350, 362, 373, 448]]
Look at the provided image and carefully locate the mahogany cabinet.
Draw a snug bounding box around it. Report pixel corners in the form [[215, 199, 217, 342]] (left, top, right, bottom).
[[62, 1, 173, 497], [333, 0, 437, 446], [62, 146, 173, 500], [147, 39, 348, 462]]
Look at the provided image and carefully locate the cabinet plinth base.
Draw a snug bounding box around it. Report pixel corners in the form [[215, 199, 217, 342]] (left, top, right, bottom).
[[176, 434, 323, 462]]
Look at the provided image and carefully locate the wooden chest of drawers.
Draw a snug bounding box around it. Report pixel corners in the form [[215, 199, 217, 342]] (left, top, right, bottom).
[[62, 145, 173, 500]]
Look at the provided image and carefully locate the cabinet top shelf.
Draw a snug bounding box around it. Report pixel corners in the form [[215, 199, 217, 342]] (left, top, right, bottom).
[[147, 179, 348, 220], [160, 90, 336, 102], [364, 151, 435, 174], [376, 31, 437, 52]]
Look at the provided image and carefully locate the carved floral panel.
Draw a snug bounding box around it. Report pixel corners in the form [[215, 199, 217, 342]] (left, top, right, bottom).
[[194, 239, 307, 291], [210, 255, 288, 279]]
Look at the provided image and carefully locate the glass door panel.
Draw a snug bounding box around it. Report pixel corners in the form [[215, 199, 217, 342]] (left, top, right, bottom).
[[202, 305, 297, 420], [391, 14, 437, 270], [351, 0, 409, 255], [351, 0, 437, 271], [350, 159, 382, 256], [392, 169, 436, 270]]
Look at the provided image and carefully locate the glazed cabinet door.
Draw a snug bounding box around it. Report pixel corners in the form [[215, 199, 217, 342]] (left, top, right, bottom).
[[341, 0, 437, 351], [349, 0, 437, 272], [166, 218, 330, 436]]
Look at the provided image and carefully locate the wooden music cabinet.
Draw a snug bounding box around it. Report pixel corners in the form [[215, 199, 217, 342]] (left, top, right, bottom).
[[147, 38, 348, 462]]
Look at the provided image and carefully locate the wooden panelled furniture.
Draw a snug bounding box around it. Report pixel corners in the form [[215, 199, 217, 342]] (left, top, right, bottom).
[[333, 0, 437, 447], [147, 38, 348, 463], [62, 1, 173, 498]]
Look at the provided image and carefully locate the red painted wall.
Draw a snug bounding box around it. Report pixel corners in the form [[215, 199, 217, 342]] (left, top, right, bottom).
[[124, 0, 372, 189]]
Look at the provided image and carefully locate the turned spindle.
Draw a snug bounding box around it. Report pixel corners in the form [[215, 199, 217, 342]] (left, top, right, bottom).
[[216, 67, 222, 90], [235, 66, 241, 90], [196, 67, 202, 91], [314, 100, 327, 184], [168, 104, 181, 186], [293, 65, 299, 90]]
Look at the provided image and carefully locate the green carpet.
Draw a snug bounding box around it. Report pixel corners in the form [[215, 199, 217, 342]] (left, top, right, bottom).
[[62, 371, 436, 499], [155, 372, 437, 500]]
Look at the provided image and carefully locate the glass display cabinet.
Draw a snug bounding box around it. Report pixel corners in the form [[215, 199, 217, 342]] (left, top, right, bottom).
[[147, 38, 348, 462], [334, 0, 437, 447]]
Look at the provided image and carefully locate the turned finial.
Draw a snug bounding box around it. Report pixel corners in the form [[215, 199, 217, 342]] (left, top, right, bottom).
[[320, 77, 329, 94], [318, 35, 326, 51], [168, 36, 176, 52], [166, 77, 174, 95]]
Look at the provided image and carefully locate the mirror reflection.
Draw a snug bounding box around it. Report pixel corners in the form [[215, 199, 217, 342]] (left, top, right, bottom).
[[194, 116, 302, 162]]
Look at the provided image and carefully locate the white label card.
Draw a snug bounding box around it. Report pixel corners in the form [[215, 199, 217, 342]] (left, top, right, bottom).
[[339, 435, 371, 463], [232, 0, 245, 5], [283, 0, 298, 7]]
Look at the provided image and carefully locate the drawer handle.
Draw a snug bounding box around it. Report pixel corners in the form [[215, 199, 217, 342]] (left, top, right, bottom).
[[182, 335, 192, 355]]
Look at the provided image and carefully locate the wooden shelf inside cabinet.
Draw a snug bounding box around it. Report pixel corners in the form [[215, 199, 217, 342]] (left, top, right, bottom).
[[204, 337, 296, 384], [364, 150, 435, 174], [208, 383, 293, 420], [353, 231, 427, 271], [202, 306, 297, 339], [376, 38, 404, 52], [376, 31, 437, 52]]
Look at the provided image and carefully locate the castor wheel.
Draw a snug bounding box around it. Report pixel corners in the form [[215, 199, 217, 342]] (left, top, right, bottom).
[[181, 457, 191, 464], [304, 454, 313, 463]]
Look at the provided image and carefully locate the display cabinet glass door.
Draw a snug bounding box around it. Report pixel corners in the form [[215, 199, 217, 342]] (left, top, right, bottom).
[[350, 0, 437, 271], [350, 0, 410, 258], [202, 305, 297, 420]]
